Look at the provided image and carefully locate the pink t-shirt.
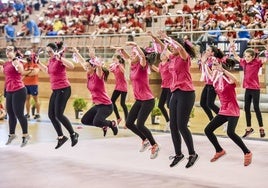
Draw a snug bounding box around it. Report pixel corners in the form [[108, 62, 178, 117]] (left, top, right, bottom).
[[130, 63, 154, 100], [158, 62, 172, 88], [240, 58, 262, 90], [215, 79, 240, 117], [111, 64, 128, 92], [87, 73, 112, 105], [168, 55, 195, 92], [3, 61, 24, 92], [47, 57, 70, 90]]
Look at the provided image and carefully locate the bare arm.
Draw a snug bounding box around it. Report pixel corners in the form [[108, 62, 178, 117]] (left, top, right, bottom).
[[126, 41, 146, 67], [37, 61, 48, 73], [229, 38, 241, 62], [61, 57, 74, 69], [147, 31, 165, 51], [12, 59, 24, 74], [151, 64, 159, 72], [111, 46, 130, 60], [72, 47, 88, 70]]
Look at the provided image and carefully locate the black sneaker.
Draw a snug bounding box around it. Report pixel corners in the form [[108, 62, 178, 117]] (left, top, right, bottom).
[[102, 126, 108, 137], [110, 120, 118, 136], [169, 154, 184, 167], [242, 128, 254, 138], [185, 153, 199, 168], [34, 114, 40, 120], [260, 129, 265, 138], [21, 135, 31, 147], [70, 132, 79, 147], [25, 114, 30, 119], [55, 136, 68, 149]]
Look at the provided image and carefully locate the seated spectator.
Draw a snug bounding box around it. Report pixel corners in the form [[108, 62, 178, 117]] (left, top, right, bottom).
[[181, 0, 192, 14], [4, 18, 16, 45], [195, 19, 222, 53], [164, 16, 174, 32], [69, 20, 86, 35], [248, 23, 265, 45], [233, 20, 251, 41], [91, 16, 109, 36]]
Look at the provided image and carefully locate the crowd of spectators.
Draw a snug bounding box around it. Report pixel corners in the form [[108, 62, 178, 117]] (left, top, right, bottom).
[[1, 0, 268, 49], [164, 0, 268, 46]]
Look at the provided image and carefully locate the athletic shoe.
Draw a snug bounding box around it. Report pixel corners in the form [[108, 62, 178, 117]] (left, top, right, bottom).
[[25, 114, 30, 119], [185, 153, 199, 168], [150, 144, 160, 159], [34, 114, 40, 120], [210, 150, 226, 162], [110, 120, 118, 136], [70, 132, 79, 147], [55, 136, 68, 149], [242, 128, 254, 138], [169, 154, 184, 167], [102, 126, 108, 137], [139, 139, 150, 152], [244, 152, 252, 166], [6, 134, 17, 145], [21, 135, 31, 147], [260, 128, 265, 138]]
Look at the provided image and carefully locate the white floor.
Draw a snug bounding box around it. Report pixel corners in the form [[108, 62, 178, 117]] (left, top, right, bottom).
[[0, 124, 268, 188]]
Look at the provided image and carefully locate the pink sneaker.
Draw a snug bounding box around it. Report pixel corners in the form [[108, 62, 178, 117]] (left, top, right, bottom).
[[210, 150, 226, 162]]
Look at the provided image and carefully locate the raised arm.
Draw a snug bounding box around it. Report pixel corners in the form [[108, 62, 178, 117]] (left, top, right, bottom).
[[72, 47, 88, 70], [147, 31, 165, 51], [158, 30, 188, 60], [126, 41, 146, 67], [229, 38, 241, 62]]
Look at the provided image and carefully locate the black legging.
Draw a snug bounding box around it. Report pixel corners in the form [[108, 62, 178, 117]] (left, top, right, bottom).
[[111, 90, 128, 121], [48, 86, 74, 137], [200, 84, 219, 120], [158, 88, 171, 122], [126, 99, 156, 145], [169, 89, 196, 155], [204, 115, 250, 154], [244, 89, 263, 127], [81, 104, 113, 128], [6, 87, 28, 134]]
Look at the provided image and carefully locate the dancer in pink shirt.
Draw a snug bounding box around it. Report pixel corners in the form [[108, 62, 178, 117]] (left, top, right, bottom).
[[232, 46, 265, 138], [203, 57, 252, 166], [1, 45, 30, 147], [149, 31, 198, 168], [73, 48, 118, 137], [38, 42, 79, 149], [109, 54, 128, 126], [114, 42, 160, 159]]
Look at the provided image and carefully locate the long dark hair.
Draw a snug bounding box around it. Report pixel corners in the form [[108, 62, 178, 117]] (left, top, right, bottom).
[[115, 55, 125, 65], [141, 48, 160, 65], [174, 37, 197, 58], [47, 41, 64, 52], [210, 45, 224, 59]]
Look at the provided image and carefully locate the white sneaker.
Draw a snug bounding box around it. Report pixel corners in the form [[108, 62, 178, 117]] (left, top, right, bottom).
[[6, 134, 17, 145], [21, 135, 31, 147], [150, 144, 160, 159], [139, 139, 150, 152]]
